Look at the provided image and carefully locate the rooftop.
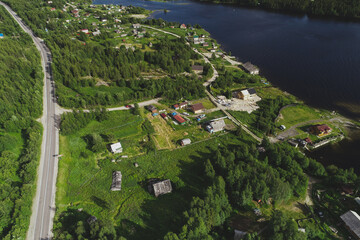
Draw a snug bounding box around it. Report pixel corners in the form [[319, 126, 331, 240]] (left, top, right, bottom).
[[340, 210, 360, 238]]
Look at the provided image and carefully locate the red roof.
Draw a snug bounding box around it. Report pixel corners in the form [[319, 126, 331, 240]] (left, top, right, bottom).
[[173, 104, 179, 108], [179, 102, 188, 107], [173, 115, 186, 124], [316, 124, 331, 132], [160, 113, 167, 118]]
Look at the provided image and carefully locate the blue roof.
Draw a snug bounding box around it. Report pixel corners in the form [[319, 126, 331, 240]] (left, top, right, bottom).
[[0, 33, 4, 37]]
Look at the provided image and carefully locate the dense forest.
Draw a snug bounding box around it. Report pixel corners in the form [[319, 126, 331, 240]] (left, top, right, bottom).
[[199, 0, 360, 18], [2, 0, 205, 109], [0, 6, 43, 239], [163, 134, 359, 239]]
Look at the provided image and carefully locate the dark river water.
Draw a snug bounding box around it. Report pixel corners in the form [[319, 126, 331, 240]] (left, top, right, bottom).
[[94, 0, 360, 171]]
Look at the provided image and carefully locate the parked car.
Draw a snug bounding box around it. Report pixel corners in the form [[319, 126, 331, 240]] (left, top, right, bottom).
[[125, 105, 132, 108]]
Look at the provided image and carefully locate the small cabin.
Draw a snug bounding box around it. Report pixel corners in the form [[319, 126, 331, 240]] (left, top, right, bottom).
[[181, 138, 191, 146], [148, 179, 173, 197], [110, 171, 122, 191], [110, 142, 122, 154]]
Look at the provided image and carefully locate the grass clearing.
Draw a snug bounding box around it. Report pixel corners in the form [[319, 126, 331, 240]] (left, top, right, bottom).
[[276, 105, 322, 128], [56, 110, 238, 239]]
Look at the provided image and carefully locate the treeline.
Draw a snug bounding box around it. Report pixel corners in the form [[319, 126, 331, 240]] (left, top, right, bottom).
[[50, 35, 200, 108], [0, 6, 43, 239], [57, 75, 206, 108], [199, 0, 360, 18], [0, 121, 43, 239], [60, 109, 109, 135], [163, 134, 331, 239], [0, 6, 43, 131]]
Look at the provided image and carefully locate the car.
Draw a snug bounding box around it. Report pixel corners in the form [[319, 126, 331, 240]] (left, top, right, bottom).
[[125, 105, 132, 108], [279, 125, 286, 130]]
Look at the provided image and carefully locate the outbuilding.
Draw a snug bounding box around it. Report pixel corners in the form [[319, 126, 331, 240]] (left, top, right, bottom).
[[148, 179, 173, 197], [341, 210, 360, 239], [242, 62, 259, 75], [110, 142, 122, 154], [181, 138, 191, 146], [110, 171, 122, 191]]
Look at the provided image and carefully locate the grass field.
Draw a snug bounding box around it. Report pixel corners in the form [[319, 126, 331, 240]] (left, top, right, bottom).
[[276, 105, 322, 129], [56, 109, 240, 239]]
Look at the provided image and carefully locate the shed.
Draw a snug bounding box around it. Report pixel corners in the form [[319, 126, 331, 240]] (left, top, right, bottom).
[[110, 171, 122, 191], [242, 62, 259, 75], [149, 179, 173, 197], [110, 142, 122, 154], [190, 103, 205, 114], [181, 138, 191, 146], [340, 210, 360, 239]]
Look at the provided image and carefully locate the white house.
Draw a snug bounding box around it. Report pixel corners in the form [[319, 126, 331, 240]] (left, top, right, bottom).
[[110, 142, 122, 154]]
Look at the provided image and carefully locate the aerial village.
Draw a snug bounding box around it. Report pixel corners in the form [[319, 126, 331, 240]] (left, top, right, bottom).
[[39, 2, 360, 239]]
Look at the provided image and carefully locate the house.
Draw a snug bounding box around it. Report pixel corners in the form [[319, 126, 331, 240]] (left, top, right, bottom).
[[147, 105, 158, 113], [237, 89, 250, 100], [80, 29, 89, 34], [173, 114, 186, 125], [189, 103, 205, 114], [110, 142, 123, 154], [236, 88, 257, 100], [191, 65, 204, 74], [110, 171, 122, 191], [180, 23, 187, 29], [242, 62, 259, 75], [206, 119, 226, 133], [172, 104, 180, 110], [341, 210, 360, 239], [179, 102, 188, 109], [309, 124, 332, 137], [149, 179, 173, 197], [50, 8, 56, 11], [160, 113, 168, 120], [0, 33, 3, 39], [132, 23, 141, 29], [181, 138, 191, 146], [203, 42, 209, 47]]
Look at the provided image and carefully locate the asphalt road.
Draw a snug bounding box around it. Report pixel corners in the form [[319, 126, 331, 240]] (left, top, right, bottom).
[[0, 2, 59, 239]]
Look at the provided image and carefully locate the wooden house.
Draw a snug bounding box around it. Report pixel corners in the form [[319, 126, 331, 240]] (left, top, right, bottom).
[[148, 179, 172, 197]]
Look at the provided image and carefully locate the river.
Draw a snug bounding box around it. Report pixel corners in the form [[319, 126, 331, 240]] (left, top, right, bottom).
[[94, 0, 360, 171]]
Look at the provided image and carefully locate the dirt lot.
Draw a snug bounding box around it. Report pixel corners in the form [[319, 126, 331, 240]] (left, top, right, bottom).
[[216, 95, 261, 113]]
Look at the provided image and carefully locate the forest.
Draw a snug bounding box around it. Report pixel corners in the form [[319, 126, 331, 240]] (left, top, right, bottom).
[[0, 6, 43, 239], [199, 0, 360, 18], [163, 133, 359, 239]]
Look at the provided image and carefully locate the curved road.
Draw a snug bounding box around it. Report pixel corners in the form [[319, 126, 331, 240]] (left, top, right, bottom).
[[0, 2, 59, 239]]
